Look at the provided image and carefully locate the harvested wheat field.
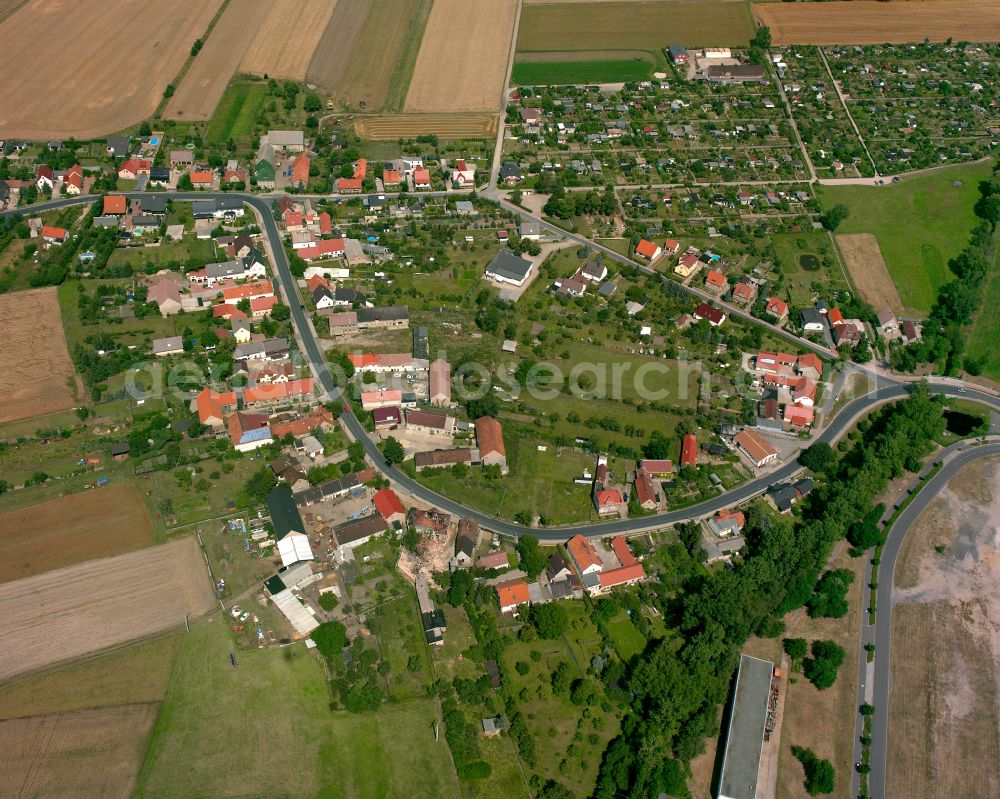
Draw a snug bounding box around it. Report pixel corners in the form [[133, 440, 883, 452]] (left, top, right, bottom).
[[0, 0, 222, 139], [355, 114, 498, 141], [239, 0, 338, 81], [164, 0, 269, 121], [755, 0, 1000, 45], [305, 0, 370, 95], [0, 485, 155, 585], [0, 287, 77, 424], [0, 704, 158, 799], [888, 457, 1000, 799], [405, 0, 517, 112], [836, 233, 904, 315], [0, 537, 215, 682]]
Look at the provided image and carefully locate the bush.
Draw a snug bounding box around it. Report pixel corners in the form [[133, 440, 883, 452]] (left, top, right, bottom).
[[783, 637, 808, 660], [791, 746, 835, 795], [803, 640, 845, 689], [516, 660, 530, 676], [806, 569, 854, 618], [529, 603, 568, 639], [311, 620, 348, 658], [318, 593, 339, 612]]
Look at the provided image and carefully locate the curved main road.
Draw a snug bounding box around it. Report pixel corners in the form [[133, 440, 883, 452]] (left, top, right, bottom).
[[6, 193, 1000, 542]]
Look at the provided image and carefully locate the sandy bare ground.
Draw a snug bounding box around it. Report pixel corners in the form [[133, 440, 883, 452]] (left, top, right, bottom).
[[755, 0, 1000, 45], [0, 287, 77, 424], [305, 0, 369, 94], [239, 0, 338, 81], [0, 0, 222, 139], [164, 0, 269, 121], [404, 0, 517, 112], [0, 485, 155, 584], [0, 537, 215, 682], [836, 233, 904, 315], [889, 457, 1000, 799], [0, 704, 158, 799]]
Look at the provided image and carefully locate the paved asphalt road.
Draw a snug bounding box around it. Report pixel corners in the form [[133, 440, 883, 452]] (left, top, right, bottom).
[[863, 441, 1000, 797]]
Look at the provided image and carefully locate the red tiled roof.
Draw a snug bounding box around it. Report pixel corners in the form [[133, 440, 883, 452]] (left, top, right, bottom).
[[306, 274, 330, 292], [269, 407, 334, 439], [196, 388, 236, 424], [41, 225, 66, 240], [784, 405, 815, 426], [732, 282, 756, 302], [104, 195, 127, 214], [222, 280, 273, 302], [797, 353, 823, 375], [283, 210, 303, 227], [734, 429, 778, 463], [373, 488, 405, 520], [298, 239, 345, 261], [633, 467, 656, 508], [337, 177, 362, 192], [251, 296, 278, 314], [413, 167, 430, 185], [635, 239, 660, 259], [212, 303, 248, 320], [705, 269, 727, 288], [598, 563, 645, 588], [382, 169, 401, 184], [680, 433, 698, 467], [611, 536, 637, 567], [828, 307, 845, 326], [496, 578, 530, 610], [318, 212, 332, 235], [292, 154, 310, 184], [595, 488, 622, 507], [353, 158, 367, 179], [567, 534, 602, 573], [243, 378, 313, 405], [475, 416, 505, 458], [639, 459, 672, 475], [766, 296, 788, 317], [189, 170, 212, 185]]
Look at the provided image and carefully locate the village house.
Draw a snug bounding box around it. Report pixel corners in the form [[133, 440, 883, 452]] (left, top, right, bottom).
[[484, 249, 532, 287], [733, 428, 779, 469], [475, 416, 507, 473]]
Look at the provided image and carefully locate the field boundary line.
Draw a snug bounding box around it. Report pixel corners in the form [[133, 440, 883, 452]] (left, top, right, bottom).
[[153, 0, 232, 118]]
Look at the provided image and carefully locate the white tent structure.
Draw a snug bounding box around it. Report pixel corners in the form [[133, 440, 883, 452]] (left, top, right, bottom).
[[277, 531, 314, 568]]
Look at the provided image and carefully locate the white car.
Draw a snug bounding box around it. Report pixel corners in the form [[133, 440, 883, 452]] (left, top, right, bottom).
[[230, 606, 242, 619]]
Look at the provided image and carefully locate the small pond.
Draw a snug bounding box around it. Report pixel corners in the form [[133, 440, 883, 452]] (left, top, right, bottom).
[[799, 254, 820, 271]]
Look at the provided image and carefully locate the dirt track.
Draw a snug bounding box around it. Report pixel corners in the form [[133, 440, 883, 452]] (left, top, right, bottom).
[[164, 0, 268, 121], [404, 0, 517, 113], [0, 485, 155, 584], [755, 0, 1000, 45], [0, 537, 215, 682], [836, 233, 904, 315], [240, 0, 338, 81], [0, 0, 221, 138], [0, 286, 78, 424], [0, 704, 158, 799]]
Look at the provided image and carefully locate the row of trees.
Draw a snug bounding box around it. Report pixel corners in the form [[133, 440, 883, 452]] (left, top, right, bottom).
[[591, 387, 944, 798]]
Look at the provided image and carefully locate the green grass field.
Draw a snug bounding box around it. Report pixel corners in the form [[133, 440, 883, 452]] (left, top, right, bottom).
[[512, 59, 654, 85], [769, 230, 847, 308], [816, 160, 994, 314], [604, 611, 646, 660], [135, 617, 460, 799], [516, 1, 753, 53], [205, 81, 267, 146]]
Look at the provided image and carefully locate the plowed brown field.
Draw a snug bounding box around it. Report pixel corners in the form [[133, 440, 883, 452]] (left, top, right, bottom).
[[754, 0, 1000, 45], [239, 0, 338, 81], [0, 537, 215, 682], [0, 704, 158, 799], [0, 484, 155, 584], [164, 0, 269, 121], [836, 233, 905, 315], [0, 0, 222, 139], [0, 286, 77, 424], [405, 0, 517, 112]]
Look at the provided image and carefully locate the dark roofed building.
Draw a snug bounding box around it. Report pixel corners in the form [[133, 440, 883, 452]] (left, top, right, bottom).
[[706, 64, 767, 83], [334, 515, 387, 548], [414, 448, 475, 471], [485, 249, 533, 287], [717, 655, 775, 799], [266, 484, 305, 539]]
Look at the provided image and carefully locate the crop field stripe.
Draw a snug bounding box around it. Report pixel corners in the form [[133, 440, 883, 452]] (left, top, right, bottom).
[[239, 0, 339, 81], [512, 59, 654, 85], [381, 0, 434, 111], [205, 82, 267, 145], [516, 1, 754, 52], [354, 114, 498, 140], [305, 0, 371, 95]]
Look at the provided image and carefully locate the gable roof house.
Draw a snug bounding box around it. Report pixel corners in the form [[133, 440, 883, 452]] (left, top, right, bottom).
[[475, 416, 507, 472], [291, 153, 310, 189], [635, 239, 662, 261], [765, 296, 788, 322], [454, 516, 479, 568], [373, 488, 406, 526], [485, 249, 532, 287], [63, 164, 83, 195], [496, 578, 531, 614]]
